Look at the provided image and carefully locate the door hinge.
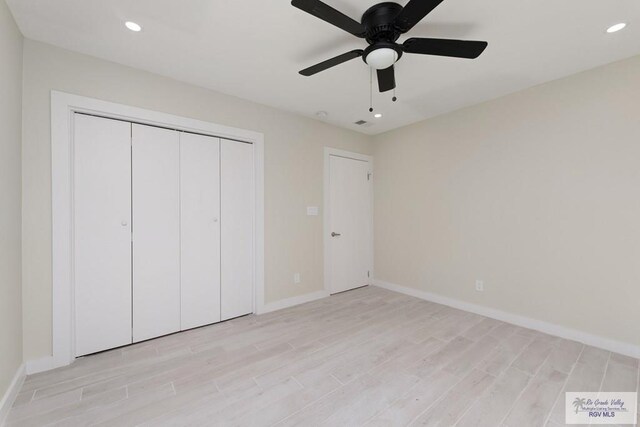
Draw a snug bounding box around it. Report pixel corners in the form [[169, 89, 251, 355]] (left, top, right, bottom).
[[367, 271, 370, 278], [367, 172, 372, 181]]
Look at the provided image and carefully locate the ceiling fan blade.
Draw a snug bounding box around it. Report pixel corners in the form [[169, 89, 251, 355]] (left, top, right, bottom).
[[403, 38, 488, 59], [299, 50, 364, 76], [291, 0, 366, 37], [394, 0, 446, 33], [377, 66, 396, 92]]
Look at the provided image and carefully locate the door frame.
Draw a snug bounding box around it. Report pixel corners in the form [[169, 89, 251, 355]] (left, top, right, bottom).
[[323, 147, 374, 295], [45, 91, 265, 373]]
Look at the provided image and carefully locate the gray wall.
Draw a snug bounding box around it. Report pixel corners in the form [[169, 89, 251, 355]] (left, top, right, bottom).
[[373, 55, 640, 348], [0, 0, 23, 400]]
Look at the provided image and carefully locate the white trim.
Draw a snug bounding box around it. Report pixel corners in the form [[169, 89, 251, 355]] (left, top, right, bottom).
[[257, 290, 330, 315], [50, 91, 265, 371], [373, 280, 640, 359], [0, 363, 26, 426], [323, 147, 374, 295]]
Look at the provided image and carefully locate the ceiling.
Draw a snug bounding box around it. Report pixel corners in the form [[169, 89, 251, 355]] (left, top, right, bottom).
[[6, 0, 640, 135]]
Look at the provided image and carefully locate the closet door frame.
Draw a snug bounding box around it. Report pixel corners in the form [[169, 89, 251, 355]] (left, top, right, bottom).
[[48, 91, 264, 374]]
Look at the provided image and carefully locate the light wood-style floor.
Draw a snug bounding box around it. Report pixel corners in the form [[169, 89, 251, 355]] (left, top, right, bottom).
[[8, 286, 640, 426]]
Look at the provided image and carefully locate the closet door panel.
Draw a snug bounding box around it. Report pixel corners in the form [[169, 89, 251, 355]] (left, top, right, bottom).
[[180, 133, 221, 330], [74, 114, 132, 356], [132, 124, 181, 342], [221, 140, 254, 320]]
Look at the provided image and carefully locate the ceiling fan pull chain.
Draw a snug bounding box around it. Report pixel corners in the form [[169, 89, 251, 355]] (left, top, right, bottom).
[[393, 87, 397, 102], [369, 67, 374, 113]]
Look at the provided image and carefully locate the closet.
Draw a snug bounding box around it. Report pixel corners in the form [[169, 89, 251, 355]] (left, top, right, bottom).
[[73, 114, 254, 357]]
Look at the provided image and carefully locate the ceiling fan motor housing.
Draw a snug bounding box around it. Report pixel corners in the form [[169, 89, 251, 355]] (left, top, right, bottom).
[[361, 3, 404, 66], [362, 2, 403, 43]]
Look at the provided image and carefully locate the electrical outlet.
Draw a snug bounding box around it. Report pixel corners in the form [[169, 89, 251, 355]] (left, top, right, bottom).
[[294, 273, 301, 284], [475, 280, 484, 292]]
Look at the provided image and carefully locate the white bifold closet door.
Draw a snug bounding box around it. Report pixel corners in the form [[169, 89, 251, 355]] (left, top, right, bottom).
[[221, 140, 254, 320], [180, 133, 221, 329], [74, 114, 132, 357], [132, 124, 181, 342], [74, 116, 254, 355]]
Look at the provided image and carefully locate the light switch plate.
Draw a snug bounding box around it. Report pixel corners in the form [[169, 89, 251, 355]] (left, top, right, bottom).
[[307, 206, 319, 216]]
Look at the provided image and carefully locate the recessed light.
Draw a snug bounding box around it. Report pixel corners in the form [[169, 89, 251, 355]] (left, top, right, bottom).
[[606, 23, 626, 33], [125, 21, 142, 32], [374, 113, 383, 118]]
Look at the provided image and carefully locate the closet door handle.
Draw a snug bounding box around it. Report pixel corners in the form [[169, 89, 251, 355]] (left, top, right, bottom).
[[331, 232, 341, 237]]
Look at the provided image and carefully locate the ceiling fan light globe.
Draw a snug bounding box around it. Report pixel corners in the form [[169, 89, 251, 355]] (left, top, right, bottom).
[[365, 48, 398, 70]]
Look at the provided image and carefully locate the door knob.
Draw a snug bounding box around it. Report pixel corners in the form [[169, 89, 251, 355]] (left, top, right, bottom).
[[331, 232, 341, 237]]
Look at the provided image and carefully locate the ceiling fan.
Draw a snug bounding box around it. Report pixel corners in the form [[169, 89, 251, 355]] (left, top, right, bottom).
[[292, 0, 488, 93]]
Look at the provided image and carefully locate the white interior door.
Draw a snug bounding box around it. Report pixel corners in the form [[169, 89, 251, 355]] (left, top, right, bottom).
[[180, 132, 221, 330], [132, 124, 181, 342], [328, 154, 373, 294], [74, 114, 132, 356], [221, 140, 254, 320]]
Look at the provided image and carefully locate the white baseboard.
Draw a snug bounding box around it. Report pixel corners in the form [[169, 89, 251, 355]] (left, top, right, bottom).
[[257, 290, 329, 315], [373, 279, 640, 359], [0, 363, 26, 426]]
